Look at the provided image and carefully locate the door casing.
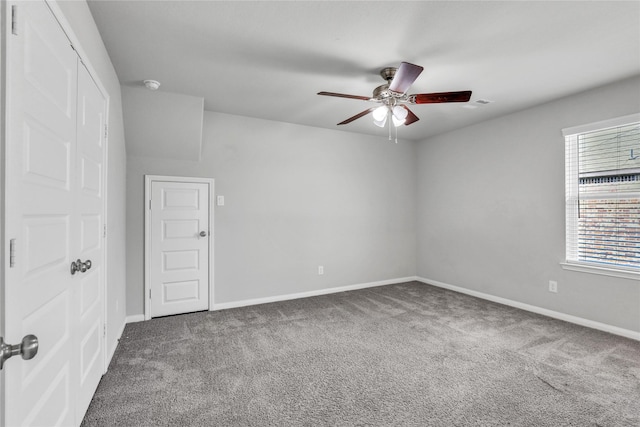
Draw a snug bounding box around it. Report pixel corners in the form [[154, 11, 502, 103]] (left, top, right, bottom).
[[144, 175, 214, 320]]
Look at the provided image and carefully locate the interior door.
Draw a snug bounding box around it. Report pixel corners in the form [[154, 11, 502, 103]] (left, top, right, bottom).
[[2, 2, 105, 426], [74, 61, 106, 422], [150, 180, 210, 318], [4, 2, 78, 425]]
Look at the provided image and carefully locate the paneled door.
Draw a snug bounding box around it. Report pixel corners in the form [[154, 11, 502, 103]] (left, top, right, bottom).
[[74, 60, 107, 422], [148, 179, 212, 318], [2, 2, 106, 426]]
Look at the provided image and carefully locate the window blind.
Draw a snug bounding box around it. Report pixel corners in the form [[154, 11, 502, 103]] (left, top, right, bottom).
[[564, 117, 640, 270]]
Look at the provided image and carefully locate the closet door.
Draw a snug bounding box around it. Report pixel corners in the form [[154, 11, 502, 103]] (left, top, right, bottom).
[[3, 2, 106, 426], [74, 61, 106, 422], [4, 2, 78, 425]]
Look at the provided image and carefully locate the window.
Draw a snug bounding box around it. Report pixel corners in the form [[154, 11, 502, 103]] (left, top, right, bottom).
[[563, 114, 640, 276]]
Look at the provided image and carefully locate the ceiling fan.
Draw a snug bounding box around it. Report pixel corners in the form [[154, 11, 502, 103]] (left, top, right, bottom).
[[318, 62, 472, 129]]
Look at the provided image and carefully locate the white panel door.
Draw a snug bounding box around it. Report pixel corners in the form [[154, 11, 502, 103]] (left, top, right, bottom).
[[3, 2, 106, 426], [74, 61, 106, 422], [150, 181, 210, 318], [4, 2, 78, 426]]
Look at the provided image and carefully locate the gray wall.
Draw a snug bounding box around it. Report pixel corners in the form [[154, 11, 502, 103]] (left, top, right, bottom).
[[416, 75, 640, 332], [126, 112, 417, 316], [122, 86, 204, 161], [56, 1, 128, 357]]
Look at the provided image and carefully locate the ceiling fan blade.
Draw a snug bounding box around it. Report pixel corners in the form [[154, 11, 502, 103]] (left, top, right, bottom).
[[411, 91, 472, 104], [338, 108, 376, 125], [401, 105, 420, 126], [318, 91, 372, 101], [388, 62, 424, 94]]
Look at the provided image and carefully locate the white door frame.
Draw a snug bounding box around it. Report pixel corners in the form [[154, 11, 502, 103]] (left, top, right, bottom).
[[144, 175, 214, 320]]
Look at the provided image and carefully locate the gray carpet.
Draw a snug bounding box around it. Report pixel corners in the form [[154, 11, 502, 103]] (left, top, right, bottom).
[[82, 281, 640, 426]]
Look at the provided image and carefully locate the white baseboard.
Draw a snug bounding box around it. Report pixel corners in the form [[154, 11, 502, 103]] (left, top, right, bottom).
[[211, 276, 419, 311], [416, 276, 640, 341], [105, 318, 127, 368], [125, 314, 145, 324]]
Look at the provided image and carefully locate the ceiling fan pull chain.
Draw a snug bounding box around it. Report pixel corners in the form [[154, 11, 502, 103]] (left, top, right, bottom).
[[388, 110, 392, 141]]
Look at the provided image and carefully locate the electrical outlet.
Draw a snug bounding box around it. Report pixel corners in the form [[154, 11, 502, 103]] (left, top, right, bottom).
[[318, 265, 324, 275], [549, 280, 558, 293]]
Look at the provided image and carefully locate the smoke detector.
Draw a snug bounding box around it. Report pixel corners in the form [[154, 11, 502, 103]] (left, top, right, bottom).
[[143, 79, 161, 90]]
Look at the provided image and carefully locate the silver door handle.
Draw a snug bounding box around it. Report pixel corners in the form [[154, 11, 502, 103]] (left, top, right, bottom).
[[71, 259, 92, 275], [199, 231, 208, 237], [0, 335, 38, 370]]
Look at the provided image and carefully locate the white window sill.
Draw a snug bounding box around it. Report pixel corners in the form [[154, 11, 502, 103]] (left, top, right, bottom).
[[561, 261, 640, 280]]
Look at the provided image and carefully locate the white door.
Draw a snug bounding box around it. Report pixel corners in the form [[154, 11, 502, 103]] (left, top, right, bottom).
[[2, 2, 106, 426], [74, 61, 106, 422], [149, 180, 211, 318]]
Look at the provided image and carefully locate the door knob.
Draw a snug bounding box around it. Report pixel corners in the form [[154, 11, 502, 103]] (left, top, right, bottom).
[[199, 231, 208, 237], [0, 335, 39, 370], [71, 259, 92, 275]]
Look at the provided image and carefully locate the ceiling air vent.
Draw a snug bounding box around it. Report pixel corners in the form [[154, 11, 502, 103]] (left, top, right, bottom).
[[463, 98, 494, 109]]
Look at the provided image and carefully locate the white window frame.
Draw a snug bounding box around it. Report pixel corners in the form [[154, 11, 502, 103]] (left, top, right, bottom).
[[561, 113, 640, 280]]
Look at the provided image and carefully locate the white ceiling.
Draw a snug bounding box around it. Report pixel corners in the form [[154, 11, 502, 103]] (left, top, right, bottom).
[[87, 1, 640, 141]]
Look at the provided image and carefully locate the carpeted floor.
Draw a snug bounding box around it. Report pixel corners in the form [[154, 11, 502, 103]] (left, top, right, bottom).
[[82, 281, 640, 426]]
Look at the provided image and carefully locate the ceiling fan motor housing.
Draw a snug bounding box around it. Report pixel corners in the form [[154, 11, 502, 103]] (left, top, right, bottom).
[[373, 84, 391, 99], [376, 67, 414, 101], [379, 67, 397, 82], [375, 67, 398, 100]]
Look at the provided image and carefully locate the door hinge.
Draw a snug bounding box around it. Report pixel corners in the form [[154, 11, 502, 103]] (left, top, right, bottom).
[[149, 288, 152, 300], [103, 224, 107, 238], [104, 124, 108, 140], [9, 239, 16, 268], [11, 6, 18, 35], [149, 199, 152, 210], [103, 324, 106, 338]]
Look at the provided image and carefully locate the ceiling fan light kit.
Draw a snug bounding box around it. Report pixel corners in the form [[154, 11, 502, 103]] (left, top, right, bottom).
[[318, 62, 472, 141], [372, 105, 408, 128]]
